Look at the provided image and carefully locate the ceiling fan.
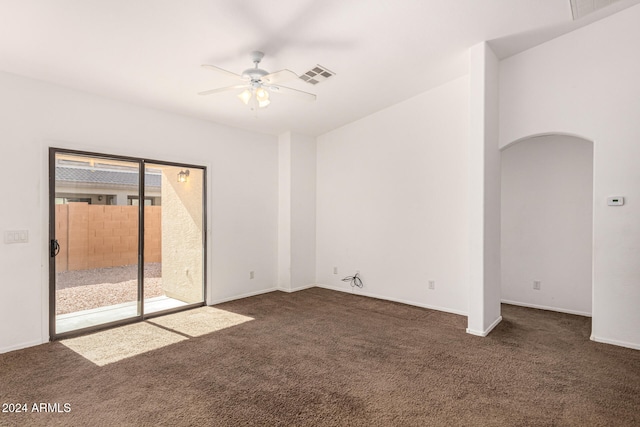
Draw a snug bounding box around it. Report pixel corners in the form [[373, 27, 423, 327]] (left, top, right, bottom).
[[199, 51, 316, 110]]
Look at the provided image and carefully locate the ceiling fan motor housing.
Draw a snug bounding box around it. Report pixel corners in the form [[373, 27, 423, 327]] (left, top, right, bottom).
[[242, 50, 268, 81], [242, 68, 268, 81]]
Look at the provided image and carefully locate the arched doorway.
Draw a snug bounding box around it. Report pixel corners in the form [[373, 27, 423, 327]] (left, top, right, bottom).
[[501, 134, 593, 316]]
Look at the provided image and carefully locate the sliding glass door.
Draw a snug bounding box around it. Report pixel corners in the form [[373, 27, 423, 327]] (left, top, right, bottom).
[[49, 149, 206, 338], [143, 163, 204, 314], [51, 152, 141, 334]]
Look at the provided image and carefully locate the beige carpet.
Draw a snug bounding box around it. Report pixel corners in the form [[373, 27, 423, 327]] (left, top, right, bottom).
[[1, 288, 639, 426], [147, 306, 254, 338], [60, 306, 254, 366], [61, 321, 187, 366]]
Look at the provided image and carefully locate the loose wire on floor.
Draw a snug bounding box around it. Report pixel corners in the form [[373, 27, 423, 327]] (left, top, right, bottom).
[[342, 272, 363, 289]]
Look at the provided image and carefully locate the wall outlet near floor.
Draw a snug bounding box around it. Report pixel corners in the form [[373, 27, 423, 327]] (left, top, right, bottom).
[[249, 271, 255, 280], [428, 280, 435, 290], [533, 280, 541, 290], [333, 266, 338, 275]]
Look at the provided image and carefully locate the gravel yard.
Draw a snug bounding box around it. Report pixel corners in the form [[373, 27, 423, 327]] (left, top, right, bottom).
[[56, 263, 164, 315]]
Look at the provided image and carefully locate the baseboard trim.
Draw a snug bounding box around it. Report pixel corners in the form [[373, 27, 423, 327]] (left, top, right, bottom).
[[0, 338, 46, 355], [277, 284, 316, 293], [466, 316, 503, 337], [502, 299, 592, 317], [590, 335, 640, 351], [315, 283, 467, 316], [208, 287, 279, 306]]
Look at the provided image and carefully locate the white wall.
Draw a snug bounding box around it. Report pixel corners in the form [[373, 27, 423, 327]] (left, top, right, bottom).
[[500, 4, 640, 350], [501, 135, 593, 316], [467, 42, 502, 336], [0, 71, 279, 353], [277, 132, 316, 292], [277, 133, 292, 290], [316, 76, 469, 315], [290, 133, 317, 290]]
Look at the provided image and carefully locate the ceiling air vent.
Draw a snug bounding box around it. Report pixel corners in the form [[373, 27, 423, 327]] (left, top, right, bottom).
[[299, 65, 335, 85], [570, 0, 621, 20]]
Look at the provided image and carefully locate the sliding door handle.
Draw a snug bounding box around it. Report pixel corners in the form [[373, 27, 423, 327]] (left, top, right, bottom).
[[50, 239, 60, 257]]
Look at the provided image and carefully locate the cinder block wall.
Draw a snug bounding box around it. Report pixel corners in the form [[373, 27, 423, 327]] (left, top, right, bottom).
[[55, 203, 161, 272], [144, 206, 162, 263]]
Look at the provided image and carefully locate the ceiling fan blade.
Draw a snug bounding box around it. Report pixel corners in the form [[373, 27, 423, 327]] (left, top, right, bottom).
[[201, 64, 245, 81], [262, 69, 299, 84], [268, 85, 316, 101], [198, 84, 249, 96]]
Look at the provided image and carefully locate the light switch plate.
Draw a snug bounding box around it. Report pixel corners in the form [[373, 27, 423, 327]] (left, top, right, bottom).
[[4, 230, 29, 244]]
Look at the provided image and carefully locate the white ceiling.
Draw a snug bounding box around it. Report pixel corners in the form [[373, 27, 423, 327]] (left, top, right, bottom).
[[0, 0, 638, 136]]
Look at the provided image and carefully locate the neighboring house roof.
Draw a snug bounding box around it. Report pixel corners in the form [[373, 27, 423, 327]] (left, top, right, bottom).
[[56, 166, 161, 188]]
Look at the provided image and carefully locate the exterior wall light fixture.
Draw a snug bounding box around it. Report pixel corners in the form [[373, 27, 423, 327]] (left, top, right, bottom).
[[177, 169, 190, 183]]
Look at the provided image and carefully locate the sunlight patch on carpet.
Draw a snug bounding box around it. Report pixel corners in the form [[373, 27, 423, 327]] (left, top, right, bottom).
[[61, 322, 187, 366], [61, 307, 254, 366], [146, 306, 254, 337]]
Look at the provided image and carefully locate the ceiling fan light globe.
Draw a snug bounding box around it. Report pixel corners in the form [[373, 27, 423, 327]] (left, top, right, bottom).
[[255, 88, 269, 102], [258, 99, 271, 108], [238, 89, 252, 105]]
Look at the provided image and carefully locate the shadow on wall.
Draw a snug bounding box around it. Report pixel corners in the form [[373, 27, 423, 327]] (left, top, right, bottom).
[[500, 133, 593, 317]]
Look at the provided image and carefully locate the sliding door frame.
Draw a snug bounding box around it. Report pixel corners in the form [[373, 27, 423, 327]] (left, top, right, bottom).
[[49, 147, 207, 340]]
